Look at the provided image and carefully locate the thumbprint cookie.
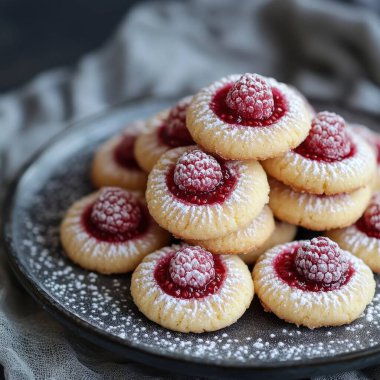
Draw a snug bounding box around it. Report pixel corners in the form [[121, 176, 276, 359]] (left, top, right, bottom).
[[253, 237, 375, 329], [187, 73, 312, 160], [92, 120, 148, 191], [135, 96, 194, 172], [240, 220, 297, 265], [60, 187, 170, 274], [350, 123, 380, 191], [263, 112, 376, 195], [186, 205, 275, 255], [269, 178, 372, 231], [131, 244, 254, 333], [146, 146, 269, 240], [327, 193, 380, 273]]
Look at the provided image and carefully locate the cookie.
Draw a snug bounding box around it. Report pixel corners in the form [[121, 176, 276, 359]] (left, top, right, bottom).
[[269, 178, 372, 231], [60, 187, 170, 274], [350, 123, 380, 191], [240, 220, 297, 265], [253, 237, 375, 329], [135, 96, 194, 172], [263, 112, 376, 195], [187, 73, 312, 160], [146, 146, 269, 240], [187, 205, 275, 255], [327, 193, 380, 273], [131, 244, 254, 333], [92, 120, 148, 191]]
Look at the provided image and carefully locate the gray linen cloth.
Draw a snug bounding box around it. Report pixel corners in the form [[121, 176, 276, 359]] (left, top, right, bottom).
[[1, 0, 380, 378]]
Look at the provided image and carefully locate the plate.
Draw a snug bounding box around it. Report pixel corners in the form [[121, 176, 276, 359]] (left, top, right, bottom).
[[3, 99, 380, 379]]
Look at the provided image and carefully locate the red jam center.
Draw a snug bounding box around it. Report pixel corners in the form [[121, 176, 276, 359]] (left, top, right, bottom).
[[374, 140, 380, 164], [210, 84, 286, 127], [158, 124, 194, 148], [294, 141, 356, 163], [166, 161, 238, 205], [113, 135, 141, 170], [356, 217, 380, 239], [154, 252, 226, 299], [81, 203, 149, 243], [274, 245, 354, 292]]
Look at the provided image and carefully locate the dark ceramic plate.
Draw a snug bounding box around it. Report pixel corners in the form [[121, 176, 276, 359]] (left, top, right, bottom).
[[3, 99, 380, 379]]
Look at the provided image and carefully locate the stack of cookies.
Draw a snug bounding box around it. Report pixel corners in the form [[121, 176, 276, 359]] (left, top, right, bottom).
[[145, 74, 312, 254], [60, 72, 377, 333], [263, 111, 376, 231], [350, 123, 380, 191]]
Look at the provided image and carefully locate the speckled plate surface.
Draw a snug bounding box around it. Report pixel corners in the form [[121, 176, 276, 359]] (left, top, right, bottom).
[[3, 99, 380, 379]]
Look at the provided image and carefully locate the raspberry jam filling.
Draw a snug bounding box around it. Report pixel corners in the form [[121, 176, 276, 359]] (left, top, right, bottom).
[[158, 124, 194, 148], [374, 140, 380, 164], [356, 218, 380, 239], [274, 242, 354, 292], [154, 248, 226, 299], [81, 204, 149, 243], [157, 96, 194, 148], [167, 160, 237, 205], [210, 84, 286, 127], [294, 144, 356, 163], [113, 135, 141, 170]]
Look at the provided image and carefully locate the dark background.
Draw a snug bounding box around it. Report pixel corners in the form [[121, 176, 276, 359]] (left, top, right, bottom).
[[0, 0, 143, 92], [0, 0, 379, 94]]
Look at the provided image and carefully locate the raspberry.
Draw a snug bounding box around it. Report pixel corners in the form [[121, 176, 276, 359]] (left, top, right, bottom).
[[295, 237, 349, 285], [226, 73, 274, 119], [173, 149, 223, 194], [364, 195, 380, 232], [165, 97, 193, 145], [302, 111, 352, 160], [91, 187, 141, 234], [169, 246, 215, 289]]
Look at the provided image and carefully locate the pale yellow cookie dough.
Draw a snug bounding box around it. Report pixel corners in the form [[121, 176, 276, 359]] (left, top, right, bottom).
[[187, 205, 275, 255], [131, 244, 254, 333], [134, 110, 170, 173], [327, 225, 380, 273], [268, 178, 371, 231], [262, 133, 376, 195], [60, 192, 170, 274], [240, 220, 297, 265], [92, 134, 147, 191], [146, 146, 270, 240], [187, 74, 312, 160], [253, 241, 375, 329]]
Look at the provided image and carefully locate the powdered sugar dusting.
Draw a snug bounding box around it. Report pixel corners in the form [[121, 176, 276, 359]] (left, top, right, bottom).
[[146, 146, 269, 240], [165, 96, 192, 140], [329, 224, 380, 260], [269, 178, 358, 214], [134, 245, 251, 318], [266, 132, 376, 195], [256, 242, 373, 310], [7, 110, 380, 369], [188, 75, 311, 152], [364, 194, 380, 232]]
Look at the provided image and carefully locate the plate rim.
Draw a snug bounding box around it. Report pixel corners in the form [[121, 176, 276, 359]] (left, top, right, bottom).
[[2, 98, 380, 379]]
